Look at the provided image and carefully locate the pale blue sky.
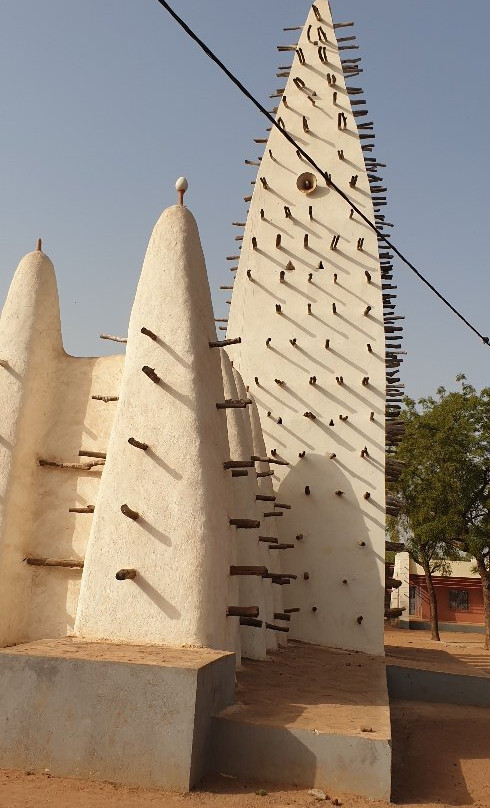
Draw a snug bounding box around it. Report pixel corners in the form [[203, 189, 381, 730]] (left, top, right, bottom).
[[0, 1, 488, 399]]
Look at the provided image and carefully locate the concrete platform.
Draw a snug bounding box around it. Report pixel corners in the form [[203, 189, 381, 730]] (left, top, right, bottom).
[[0, 638, 235, 790], [387, 665, 490, 707], [385, 628, 490, 707], [211, 641, 392, 800]]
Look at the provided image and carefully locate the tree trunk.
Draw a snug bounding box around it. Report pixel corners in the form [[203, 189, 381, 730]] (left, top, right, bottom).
[[475, 555, 490, 651], [422, 559, 440, 641]]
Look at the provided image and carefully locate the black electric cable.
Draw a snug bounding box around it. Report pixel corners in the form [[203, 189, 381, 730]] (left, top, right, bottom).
[[154, 0, 489, 347]]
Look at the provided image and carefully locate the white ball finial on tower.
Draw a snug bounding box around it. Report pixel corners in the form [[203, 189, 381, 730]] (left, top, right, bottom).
[[175, 176, 188, 206]]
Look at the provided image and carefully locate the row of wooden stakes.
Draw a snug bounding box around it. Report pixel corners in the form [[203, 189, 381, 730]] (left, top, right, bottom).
[[23, 539, 404, 572]]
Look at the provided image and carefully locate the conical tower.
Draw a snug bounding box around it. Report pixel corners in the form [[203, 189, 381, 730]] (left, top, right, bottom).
[[227, 0, 387, 654], [0, 244, 63, 645], [220, 353, 267, 660], [75, 187, 239, 651]]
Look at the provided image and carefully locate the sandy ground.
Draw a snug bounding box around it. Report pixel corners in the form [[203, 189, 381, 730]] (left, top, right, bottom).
[[0, 699, 488, 808], [0, 638, 228, 668], [385, 627, 490, 677], [227, 640, 390, 737]]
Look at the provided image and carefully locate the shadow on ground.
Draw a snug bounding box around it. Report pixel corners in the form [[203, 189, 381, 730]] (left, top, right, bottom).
[[390, 699, 490, 805]]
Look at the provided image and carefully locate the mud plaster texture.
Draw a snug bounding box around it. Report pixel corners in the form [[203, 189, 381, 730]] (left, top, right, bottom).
[[0, 248, 124, 646], [75, 206, 237, 652], [226, 0, 386, 655]]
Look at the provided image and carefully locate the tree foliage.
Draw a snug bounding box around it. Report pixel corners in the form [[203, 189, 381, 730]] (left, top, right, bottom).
[[389, 376, 490, 647]]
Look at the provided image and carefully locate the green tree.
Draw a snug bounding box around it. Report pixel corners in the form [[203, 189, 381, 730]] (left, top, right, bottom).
[[388, 377, 490, 648]]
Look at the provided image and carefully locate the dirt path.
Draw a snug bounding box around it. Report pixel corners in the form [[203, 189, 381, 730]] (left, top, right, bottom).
[[390, 700, 490, 805], [385, 628, 490, 678], [0, 700, 488, 808]]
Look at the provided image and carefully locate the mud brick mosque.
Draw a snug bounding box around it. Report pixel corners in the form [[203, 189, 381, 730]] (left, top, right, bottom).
[[0, 1, 404, 799]]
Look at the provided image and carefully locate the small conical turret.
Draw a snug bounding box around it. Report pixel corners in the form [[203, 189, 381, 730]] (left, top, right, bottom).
[[0, 245, 63, 368], [0, 245, 63, 645]]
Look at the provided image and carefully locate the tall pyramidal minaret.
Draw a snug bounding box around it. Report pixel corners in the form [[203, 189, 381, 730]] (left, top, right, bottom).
[[227, 0, 391, 655]]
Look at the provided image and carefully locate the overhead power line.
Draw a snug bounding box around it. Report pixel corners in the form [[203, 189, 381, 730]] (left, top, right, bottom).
[[154, 0, 489, 348]]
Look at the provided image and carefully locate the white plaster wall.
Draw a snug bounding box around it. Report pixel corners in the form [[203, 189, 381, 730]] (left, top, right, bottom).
[[0, 246, 125, 646], [75, 205, 238, 652], [25, 354, 124, 641], [0, 250, 63, 645], [392, 552, 410, 627], [221, 354, 266, 660], [227, 0, 386, 654]]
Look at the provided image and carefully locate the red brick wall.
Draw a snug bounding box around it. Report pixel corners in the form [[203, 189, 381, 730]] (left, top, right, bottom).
[[411, 575, 484, 625]]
